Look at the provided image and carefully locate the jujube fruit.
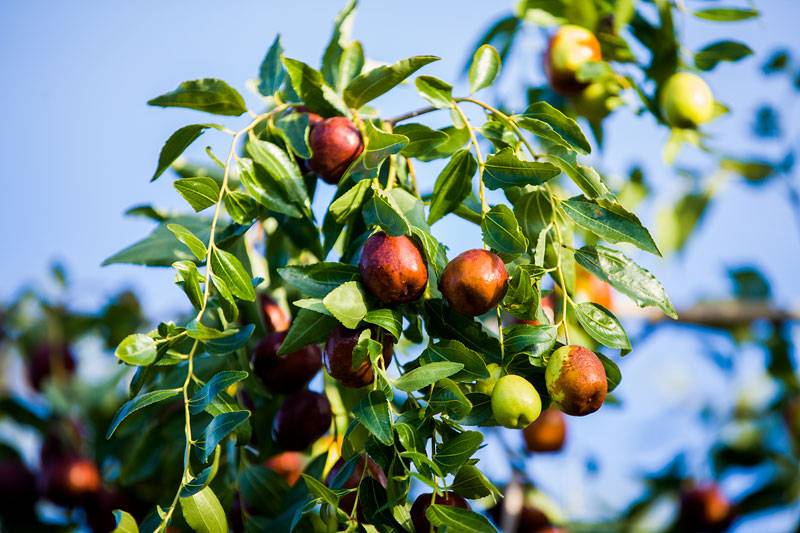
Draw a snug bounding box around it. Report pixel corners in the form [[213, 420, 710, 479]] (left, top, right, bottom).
[[40, 456, 102, 507], [327, 454, 387, 517], [474, 362, 502, 395], [308, 116, 364, 184], [410, 491, 470, 532], [523, 408, 567, 453], [264, 451, 304, 486], [259, 294, 290, 333], [359, 231, 428, 304], [323, 325, 393, 388], [439, 249, 508, 316], [251, 331, 322, 394], [272, 390, 332, 451], [545, 345, 607, 416], [491, 375, 542, 429], [27, 343, 76, 391], [545, 25, 602, 95], [660, 72, 714, 129], [0, 459, 38, 519], [678, 484, 734, 532]]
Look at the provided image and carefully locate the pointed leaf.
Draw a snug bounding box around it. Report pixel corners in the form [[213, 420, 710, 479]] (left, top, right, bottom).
[[152, 124, 221, 181], [344, 55, 440, 109], [148, 79, 246, 116], [483, 148, 560, 190], [174, 177, 221, 212], [107, 388, 181, 438]]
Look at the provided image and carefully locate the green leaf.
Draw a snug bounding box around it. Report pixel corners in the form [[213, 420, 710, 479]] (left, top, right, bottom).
[[180, 457, 219, 499], [278, 309, 338, 355], [180, 486, 227, 533], [224, 190, 257, 225], [428, 149, 477, 225], [245, 139, 309, 213], [107, 388, 181, 438], [322, 281, 368, 329], [115, 334, 157, 366], [275, 112, 312, 159], [173, 260, 204, 309], [426, 504, 497, 532], [575, 245, 677, 319], [415, 76, 454, 108], [238, 157, 304, 219], [424, 299, 502, 361], [514, 189, 554, 244], [282, 58, 348, 117], [210, 247, 255, 301], [421, 340, 489, 382], [434, 431, 483, 474], [152, 124, 221, 181], [363, 121, 408, 168], [363, 194, 411, 236], [336, 41, 365, 93], [502, 264, 545, 321], [148, 79, 247, 116], [394, 362, 464, 392], [167, 223, 208, 261], [278, 262, 360, 298], [190, 371, 248, 415], [174, 177, 221, 212], [330, 180, 372, 223], [597, 352, 622, 392], [258, 35, 286, 96], [111, 510, 139, 533], [502, 324, 557, 361], [574, 302, 630, 350], [483, 148, 560, 190], [239, 465, 291, 517], [301, 474, 341, 509], [517, 102, 591, 155], [431, 378, 473, 419], [481, 204, 528, 256], [546, 155, 611, 199], [344, 55, 439, 109], [363, 309, 403, 341], [353, 391, 393, 446], [561, 196, 660, 255], [695, 40, 753, 71], [452, 465, 500, 500], [202, 410, 250, 461], [468, 44, 501, 93], [693, 7, 759, 22], [206, 324, 254, 354], [394, 123, 449, 158], [321, 0, 358, 90]]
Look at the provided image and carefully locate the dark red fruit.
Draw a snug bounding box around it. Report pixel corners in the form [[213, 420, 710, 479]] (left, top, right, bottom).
[[523, 408, 567, 453], [85, 488, 130, 533], [27, 343, 76, 391], [40, 456, 102, 508], [359, 232, 428, 304], [251, 331, 322, 394], [678, 484, 734, 532], [0, 459, 38, 519], [439, 249, 509, 316], [272, 390, 332, 451], [411, 492, 470, 532], [327, 454, 387, 516], [308, 117, 364, 184], [323, 325, 393, 388], [259, 294, 290, 333]]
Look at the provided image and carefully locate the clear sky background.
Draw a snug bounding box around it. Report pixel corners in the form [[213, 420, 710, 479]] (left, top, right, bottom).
[[1, 1, 799, 531]]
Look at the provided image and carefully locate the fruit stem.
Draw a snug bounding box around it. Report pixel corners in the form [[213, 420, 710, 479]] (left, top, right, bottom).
[[452, 104, 488, 217], [158, 103, 290, 532]]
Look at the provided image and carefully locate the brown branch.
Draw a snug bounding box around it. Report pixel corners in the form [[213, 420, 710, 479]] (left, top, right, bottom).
[[386, 105, 440, 125], [617, 300, 800, 328]]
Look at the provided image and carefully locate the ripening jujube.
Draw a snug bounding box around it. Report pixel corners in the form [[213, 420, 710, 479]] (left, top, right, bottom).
[[439, 249, 508, 316], [271, 390, 332, 451], [251, 331, 322, 394], [359, 231, 428, 304], [308, 116, 364, 184], [545, 24, 602, 95], [323, 325, 393, 388], [545, 345, 607, 416], [410, 491, 471, 532]]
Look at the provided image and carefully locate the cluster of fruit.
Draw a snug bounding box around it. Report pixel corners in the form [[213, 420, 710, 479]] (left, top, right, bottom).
[[547, 24, 716, 129]]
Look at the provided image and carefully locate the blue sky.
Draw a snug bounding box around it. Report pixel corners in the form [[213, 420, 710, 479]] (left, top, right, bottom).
[[1, 1, 799, 531]]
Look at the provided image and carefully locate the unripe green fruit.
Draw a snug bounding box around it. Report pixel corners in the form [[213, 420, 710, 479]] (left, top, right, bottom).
[[474, 363, 502, 395], [660, 72, 714, 128], [573, 82, 612, 121], [545, 345, 607, 416], [491, 375, 542, 429]]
